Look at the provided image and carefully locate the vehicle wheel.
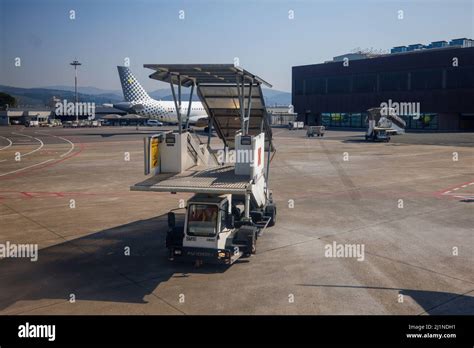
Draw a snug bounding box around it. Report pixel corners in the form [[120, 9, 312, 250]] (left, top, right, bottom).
[[235, 226, 257, 257], [265, 204, 277, 227], [249, 232, 256, 255]]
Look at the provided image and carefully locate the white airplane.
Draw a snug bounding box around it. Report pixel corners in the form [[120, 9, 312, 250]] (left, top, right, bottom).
[[107, 66, 208, 126]]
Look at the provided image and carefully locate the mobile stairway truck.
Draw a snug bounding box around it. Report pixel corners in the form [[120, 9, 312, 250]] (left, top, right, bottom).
[[131, 64, 277, 265], [365, 107, 407, 142]]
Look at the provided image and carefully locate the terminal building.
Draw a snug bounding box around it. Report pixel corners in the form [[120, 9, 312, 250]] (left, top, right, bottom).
[[266, 106, 297, 126], [0, 106, 128, 126], [292, 39, 474, 131], [0, 108, 54, 126]]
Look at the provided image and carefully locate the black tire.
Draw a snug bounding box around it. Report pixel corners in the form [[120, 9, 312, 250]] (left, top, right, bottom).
[[249, 233, 256, 255], [234, 226, 257, 257], [265, 204, 277, 227], [166, 227, 184, 249]]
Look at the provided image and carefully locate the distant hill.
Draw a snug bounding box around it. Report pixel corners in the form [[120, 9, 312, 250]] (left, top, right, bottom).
[[0, 85, 291, 107], [0, 85, 122, 106], [262, 88, 292, 106], [41, 85, 122, 96]]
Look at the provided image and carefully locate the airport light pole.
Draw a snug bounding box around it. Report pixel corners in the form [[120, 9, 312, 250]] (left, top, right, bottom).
[[70, 60, 82, 123]]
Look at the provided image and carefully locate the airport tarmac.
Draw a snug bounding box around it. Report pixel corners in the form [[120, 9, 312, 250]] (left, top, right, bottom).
[[0, 126, 472, 315]]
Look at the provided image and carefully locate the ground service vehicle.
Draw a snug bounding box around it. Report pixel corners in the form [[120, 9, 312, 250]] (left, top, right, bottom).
[[307, 125, 325, 137], [289, 121, 304, 130], [131, 64, 277, 265], [365, 107, 406, 142]]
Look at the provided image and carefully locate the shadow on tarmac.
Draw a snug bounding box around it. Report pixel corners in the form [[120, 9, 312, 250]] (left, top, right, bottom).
[[2, 214, 472, 314], [297, 284, 474, 315], [0, 214, 230, 312]]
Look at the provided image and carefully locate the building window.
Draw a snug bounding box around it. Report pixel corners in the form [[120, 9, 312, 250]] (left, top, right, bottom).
[[353, 74, 377, 93], [411, 69, 443, 90], [379, 71, 408, 91], [322, 113, 366, 128], [349, 113, 363, 127], [410, 113, 438, 130], [322, 113, 331, 127], [340, 113, 350, 127], [327, 76, 351, 94]]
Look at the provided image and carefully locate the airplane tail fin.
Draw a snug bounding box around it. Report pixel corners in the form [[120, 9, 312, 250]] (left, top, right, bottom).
[[117, 66, 151, 102]]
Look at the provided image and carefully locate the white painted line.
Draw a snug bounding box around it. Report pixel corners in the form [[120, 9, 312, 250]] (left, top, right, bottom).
[[11, 132, 44, 157], [443, 191, 451, 194], [35, 131, 75, 158], [0, 136, 13, 151], [469, 182, 474, 186], [452, 187, 460, 191], [461, 185, 467, 188], [0, 159, 54, 177], [22, 137, 44, 156], [454, 195, 474, 200], [57, 136, 75, 157]]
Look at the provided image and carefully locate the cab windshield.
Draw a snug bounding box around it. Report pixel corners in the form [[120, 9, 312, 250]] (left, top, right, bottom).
[[187, 204, 218, 237]]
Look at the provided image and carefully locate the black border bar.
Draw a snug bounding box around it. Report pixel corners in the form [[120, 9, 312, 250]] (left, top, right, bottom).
[[0, 315, 473, 346]]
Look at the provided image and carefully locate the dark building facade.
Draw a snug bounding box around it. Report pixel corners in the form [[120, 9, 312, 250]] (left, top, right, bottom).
[[292, 46, 474, 131]]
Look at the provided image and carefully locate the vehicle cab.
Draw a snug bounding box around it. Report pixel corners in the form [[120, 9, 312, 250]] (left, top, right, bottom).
[[167, 194, 242, 264]]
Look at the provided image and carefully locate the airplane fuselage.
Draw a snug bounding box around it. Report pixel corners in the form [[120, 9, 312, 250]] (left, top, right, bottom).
[[114, 99, 207, 124]]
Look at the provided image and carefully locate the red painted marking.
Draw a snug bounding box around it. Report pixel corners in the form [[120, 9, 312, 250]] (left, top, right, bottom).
[[435, 180, 474, 196], [0, 189, 152, 199], [0, 137, 84, 181]]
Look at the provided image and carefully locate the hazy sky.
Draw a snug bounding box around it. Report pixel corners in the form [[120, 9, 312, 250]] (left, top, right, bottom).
[[1, 0, 473, 92]]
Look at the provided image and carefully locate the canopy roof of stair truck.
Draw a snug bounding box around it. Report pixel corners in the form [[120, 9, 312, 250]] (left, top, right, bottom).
[[144, 64, 274, 150], [144, 64, 272, 87]]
